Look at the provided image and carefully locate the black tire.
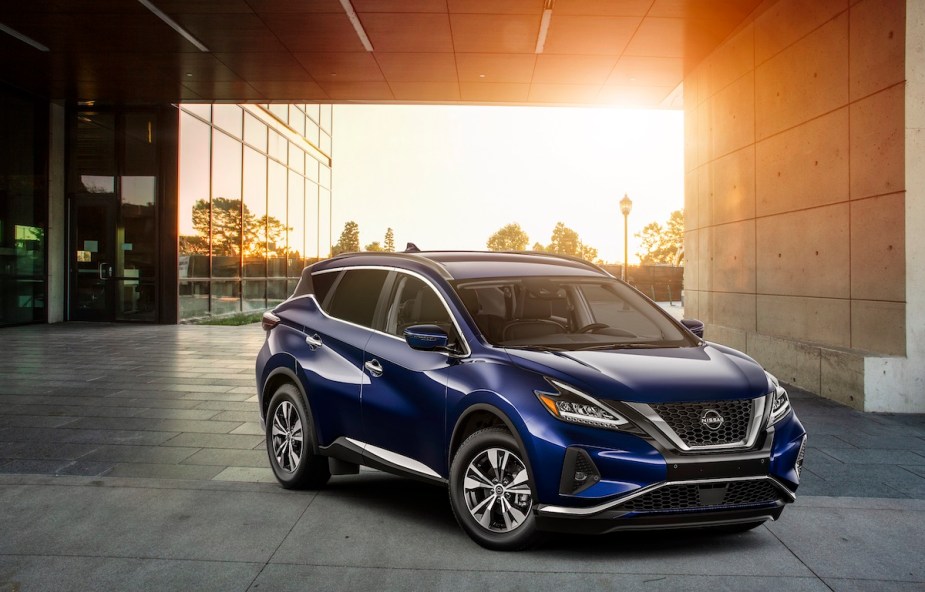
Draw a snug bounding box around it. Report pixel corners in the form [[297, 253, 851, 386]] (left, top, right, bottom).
[[265, 383, 330, 490], [448, 427, 540, 551]]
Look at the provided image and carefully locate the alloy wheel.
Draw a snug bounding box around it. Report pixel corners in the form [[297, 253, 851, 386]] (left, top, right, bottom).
[[271, 400, 303, 472], [463, 447, 533, 533]]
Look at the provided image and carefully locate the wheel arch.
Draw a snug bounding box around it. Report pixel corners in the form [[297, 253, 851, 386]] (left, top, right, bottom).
[[262, 364, 320, 454]]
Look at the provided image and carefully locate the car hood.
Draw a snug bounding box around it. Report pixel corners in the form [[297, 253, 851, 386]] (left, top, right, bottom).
[[503, 343, 770, 404]]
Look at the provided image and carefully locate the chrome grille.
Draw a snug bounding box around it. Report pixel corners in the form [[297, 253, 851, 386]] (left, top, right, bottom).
[[619, 479, 782, 513], [651, 399, 752, 448]]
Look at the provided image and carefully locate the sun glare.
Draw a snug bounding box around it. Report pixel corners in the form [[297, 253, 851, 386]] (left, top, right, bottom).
[[332, 104, 684, 264]]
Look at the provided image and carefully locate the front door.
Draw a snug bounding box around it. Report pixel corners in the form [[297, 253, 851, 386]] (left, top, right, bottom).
[[69, 195, 117, 321]]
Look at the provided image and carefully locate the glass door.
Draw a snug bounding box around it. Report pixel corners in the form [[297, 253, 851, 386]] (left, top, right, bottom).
[[69, 195, 117, 321]]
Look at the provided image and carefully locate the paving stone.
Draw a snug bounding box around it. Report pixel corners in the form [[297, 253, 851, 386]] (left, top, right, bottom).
[[133, 408, 220, 420], [106, 463, 226, 480], [79, 445, 200, 464], [0, 459, 72, 474], [212, 467, 277, 483], [181, 449, 269, 468], [162, 433, 263, 450], [230, 423, 264, 436], [211, 411, 261, 423], [0, 441, 99, 461]]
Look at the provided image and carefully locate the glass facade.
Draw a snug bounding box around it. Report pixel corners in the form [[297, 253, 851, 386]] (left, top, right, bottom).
[[0, 87, 47, 327], [178, 104, 333, 320]]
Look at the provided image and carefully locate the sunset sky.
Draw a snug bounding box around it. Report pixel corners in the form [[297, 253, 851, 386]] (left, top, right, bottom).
[[332, 104, 683, 264]]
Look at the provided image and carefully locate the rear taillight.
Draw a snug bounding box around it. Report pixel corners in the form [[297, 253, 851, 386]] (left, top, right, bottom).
[[262, 312, 280, 331]]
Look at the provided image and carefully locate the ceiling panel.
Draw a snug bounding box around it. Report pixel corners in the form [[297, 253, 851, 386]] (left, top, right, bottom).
[[295, 53, 384, 82], [360, 13, 454, 52], [454, 53, 537, 83], [390, 82, 461, 101], [446, 0, 545, 14], [543, 15, 640, 55], [0, 0, 764, 106], [375, 53, 458, 82], [450, 14, 541, 53], [532, 55, 617, 85]]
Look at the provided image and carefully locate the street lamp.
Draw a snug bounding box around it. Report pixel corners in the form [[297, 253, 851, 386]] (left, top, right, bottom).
[[619, 193, 632, 281]]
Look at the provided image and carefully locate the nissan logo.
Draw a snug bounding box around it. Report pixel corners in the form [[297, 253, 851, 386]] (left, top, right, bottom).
[[700, 409, 724, 431]]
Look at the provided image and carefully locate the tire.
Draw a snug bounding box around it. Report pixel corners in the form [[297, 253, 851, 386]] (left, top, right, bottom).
[[448, 427, 540, 551], [265, 383, 330, 490]]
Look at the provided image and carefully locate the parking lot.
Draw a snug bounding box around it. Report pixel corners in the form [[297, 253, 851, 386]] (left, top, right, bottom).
[[2, 323, 924, 591]]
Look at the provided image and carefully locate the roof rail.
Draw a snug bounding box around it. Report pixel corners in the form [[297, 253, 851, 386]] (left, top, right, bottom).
[[317, 251, 453, 279], [504, 250, 613, 277]]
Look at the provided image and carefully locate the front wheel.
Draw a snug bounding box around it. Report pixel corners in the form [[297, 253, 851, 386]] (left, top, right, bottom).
[[266, 383, 330, 489], [448, 427, 540, 550]]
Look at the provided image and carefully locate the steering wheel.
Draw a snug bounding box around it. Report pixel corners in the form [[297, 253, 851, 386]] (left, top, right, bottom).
[[577, 323, 609, 333]]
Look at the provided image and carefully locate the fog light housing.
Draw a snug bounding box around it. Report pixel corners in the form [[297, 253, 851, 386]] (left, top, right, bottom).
[[559, 447, 601, 495]]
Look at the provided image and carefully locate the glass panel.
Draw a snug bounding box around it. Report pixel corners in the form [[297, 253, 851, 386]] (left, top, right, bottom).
[[267, 160, 287, 277], [212, 104, 243, 138], [115, 279, 155, 321], [305, 154, 318, 182], [320, 104, 332, 133], [326, 269, 389, 328], [211, 129, 242, 278], [267, 279, 287, 307], [210, 280, 241, 315], [320, 164, 331, 189], [72, 111, 116, 194], [243, 280, 266, 311], [288, 104, 304, 137], [287, 171, 304, 276], [268, 129, 286, 164], [288, 141, 304, 174], [71, 197, 115, 321], [305, 118, 320, 147], [320, 132, 331, 156], [318, 188, 331, 259], [268, 104, 288, 124], [243, 147, 267, 278], [179, 280, 209, 319], [304, 181, 319, 261], [180, 104, 211, 120], [244, 113, 267, 152], [178, 112, 211, 278], [306, 104, 320, 124]]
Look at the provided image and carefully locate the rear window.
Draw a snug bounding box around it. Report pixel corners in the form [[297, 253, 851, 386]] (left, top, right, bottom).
[[325, 269, 389, 329]]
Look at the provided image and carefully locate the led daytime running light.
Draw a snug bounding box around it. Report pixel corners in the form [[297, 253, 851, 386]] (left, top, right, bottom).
[[536, 380, 629, 430]]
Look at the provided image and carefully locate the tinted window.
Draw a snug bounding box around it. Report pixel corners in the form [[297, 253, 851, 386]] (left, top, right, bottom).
[[384, 274, 453, 337], [326, 269, 388, 328], [311, 271, 338, 307]]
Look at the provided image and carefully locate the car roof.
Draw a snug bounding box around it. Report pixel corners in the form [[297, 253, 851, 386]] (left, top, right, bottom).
[[293, 251, 610, 298]]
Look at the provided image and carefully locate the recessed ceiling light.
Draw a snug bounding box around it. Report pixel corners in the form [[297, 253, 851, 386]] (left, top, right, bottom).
[[0, 23, 49, 52], [479, 74, 486, 78], [186, 73, 193, 77], [137, 0, 210, 52]]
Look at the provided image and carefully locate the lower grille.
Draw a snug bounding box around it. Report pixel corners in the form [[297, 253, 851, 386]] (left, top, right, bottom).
[[618, 479, 782, 513]]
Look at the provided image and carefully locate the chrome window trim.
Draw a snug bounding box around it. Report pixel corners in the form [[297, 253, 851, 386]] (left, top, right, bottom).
[[344, 437, 444, 481], [304, 265, 472, 358], [626, 396, 766, 452], [536, 475, 794, 517]]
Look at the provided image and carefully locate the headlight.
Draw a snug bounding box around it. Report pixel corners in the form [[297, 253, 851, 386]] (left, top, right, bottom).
[[766, 372, 791, 425], [534, 379, 629, 431]]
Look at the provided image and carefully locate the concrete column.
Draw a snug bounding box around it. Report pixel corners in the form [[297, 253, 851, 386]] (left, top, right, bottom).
[[864, 0, 925, 412], [46, 100, 66, 323]]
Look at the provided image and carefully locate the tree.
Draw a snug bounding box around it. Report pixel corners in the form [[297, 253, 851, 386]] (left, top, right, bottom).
[[547, 222, 580, 256], [332, 221, 360, 255], [635, 209, 684, 265], [384, 228, 395, 252], [179, 197, 289, 257], [365, 241, 384, 252], [486, 223, 530, 252], [531, 242, 546, 252]]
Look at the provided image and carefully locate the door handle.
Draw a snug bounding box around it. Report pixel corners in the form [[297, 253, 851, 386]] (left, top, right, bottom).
[[364, 359, 383, 377], [98, 262, 113, 280], [305, 334, 323, 349]]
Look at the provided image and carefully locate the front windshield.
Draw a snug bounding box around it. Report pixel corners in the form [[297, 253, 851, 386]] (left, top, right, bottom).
[[451, 276, 695, 351]]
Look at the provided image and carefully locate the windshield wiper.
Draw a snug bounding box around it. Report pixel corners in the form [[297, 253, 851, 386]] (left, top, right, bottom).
[[577, 343, 666, 351], [503, 345, 568, 352]]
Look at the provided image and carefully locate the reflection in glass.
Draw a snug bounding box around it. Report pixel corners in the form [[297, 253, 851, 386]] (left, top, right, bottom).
[[268, 160, 287, 277], [179, 113, 211, 278], [72, 112, 115, 194], [243, 280, 266, 311], [211, 130, 242, 278], [305, 181, 319, 260], [268, 129, 286, 164], [213, 104, 243, 139], [243, 147, 268, 278], [320, 105, 332, 133], [319, 188, 331, 258], [244, 113, 267, 152], [287, 171, 304, 276], [179, 280, 209, 318], [211, 280, 240, 315]]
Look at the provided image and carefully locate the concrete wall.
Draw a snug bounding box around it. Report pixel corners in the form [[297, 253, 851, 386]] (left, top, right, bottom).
[[684, 0, 921, 411]]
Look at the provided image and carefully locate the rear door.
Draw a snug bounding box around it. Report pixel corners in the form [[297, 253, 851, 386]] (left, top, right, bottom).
[[284, 268, 389, 447]]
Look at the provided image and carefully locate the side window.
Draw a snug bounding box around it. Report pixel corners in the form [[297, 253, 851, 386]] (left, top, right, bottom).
[[385, 275, 455, 340], [325, 269, 389, 328], [311, 270, 339, 309]]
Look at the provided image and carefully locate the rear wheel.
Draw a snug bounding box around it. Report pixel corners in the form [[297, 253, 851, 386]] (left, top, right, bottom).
[[448, 427, 540, 550], [266, 383, 330, 489]]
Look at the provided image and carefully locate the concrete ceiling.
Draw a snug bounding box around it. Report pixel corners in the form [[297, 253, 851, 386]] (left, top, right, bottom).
[[0, 0, 762, 107]]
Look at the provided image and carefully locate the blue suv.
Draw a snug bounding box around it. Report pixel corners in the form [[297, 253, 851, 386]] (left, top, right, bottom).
[[256, 251, 806, 550]]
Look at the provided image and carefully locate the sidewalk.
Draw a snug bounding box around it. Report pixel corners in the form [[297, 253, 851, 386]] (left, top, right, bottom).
[[1, 323, 924, 591]]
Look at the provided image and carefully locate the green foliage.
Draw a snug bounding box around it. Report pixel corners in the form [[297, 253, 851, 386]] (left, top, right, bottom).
[[179, 197, 289, 257], [332, 221, 360, 256], [635, 209, 684, 265], [487, 223, 530, 252], [543, 222, 600, 263], [384, 228, 396, 252]]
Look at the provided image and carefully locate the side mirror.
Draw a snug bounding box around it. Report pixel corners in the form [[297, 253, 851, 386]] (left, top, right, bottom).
[[680, 319, 705, 339], [403, 324, 450, 351]]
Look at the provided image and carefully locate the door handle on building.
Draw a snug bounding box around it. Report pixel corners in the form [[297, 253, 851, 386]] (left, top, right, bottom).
[[98, 262, 113, 280]]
